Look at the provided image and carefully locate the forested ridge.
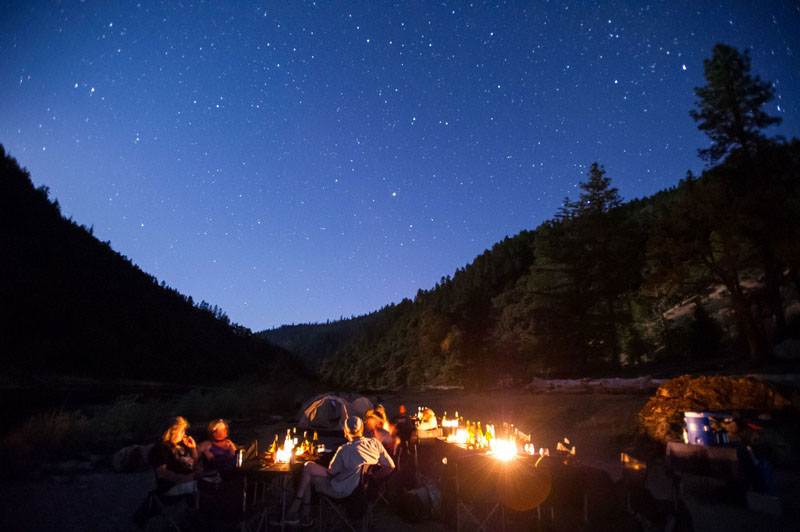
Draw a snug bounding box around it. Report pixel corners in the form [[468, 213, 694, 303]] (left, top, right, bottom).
[[309, 45, 800, 389], [258, 312, 383, 370], [0, 146, 305, 384]]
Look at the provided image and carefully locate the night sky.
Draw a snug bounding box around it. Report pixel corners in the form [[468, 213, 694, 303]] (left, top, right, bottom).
[[2, 1, 798, 330]]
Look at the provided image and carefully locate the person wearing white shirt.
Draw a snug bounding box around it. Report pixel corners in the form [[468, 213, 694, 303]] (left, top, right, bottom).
[[284, 416, 395, 526]]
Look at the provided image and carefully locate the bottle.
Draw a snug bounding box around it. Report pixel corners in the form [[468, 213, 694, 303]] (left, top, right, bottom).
[[312, 431, 319, 454], [269, 434, 278, 455], [302, 431, 309, 453]]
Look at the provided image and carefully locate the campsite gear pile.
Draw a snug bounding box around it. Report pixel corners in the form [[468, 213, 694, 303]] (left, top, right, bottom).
[[638, 375, 790, 443]]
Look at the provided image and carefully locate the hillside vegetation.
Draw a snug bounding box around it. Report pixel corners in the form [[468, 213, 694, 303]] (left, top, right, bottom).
[[313, 45, 800, 389], [0, 146, 305, 384]]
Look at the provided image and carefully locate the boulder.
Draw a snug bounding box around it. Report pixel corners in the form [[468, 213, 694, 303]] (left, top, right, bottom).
[[111, 443, 154, 472]]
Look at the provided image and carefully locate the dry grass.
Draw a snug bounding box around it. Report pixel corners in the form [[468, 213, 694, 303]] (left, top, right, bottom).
[[2, 409, 90, 471]]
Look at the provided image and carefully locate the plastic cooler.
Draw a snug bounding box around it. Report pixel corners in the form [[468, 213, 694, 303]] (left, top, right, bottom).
[[684, 412, 713, 445]]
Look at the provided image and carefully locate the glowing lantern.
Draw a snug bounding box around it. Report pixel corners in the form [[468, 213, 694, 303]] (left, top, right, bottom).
[[489, 438, 517, 461], [274, 434, 295, 463]]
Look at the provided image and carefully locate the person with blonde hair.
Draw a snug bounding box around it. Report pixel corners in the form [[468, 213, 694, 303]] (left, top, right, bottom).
[[197, 418, 237, 471], [417, 408, 438, 431], [149, 416, 202, 494], [364, 409, 394, 451]]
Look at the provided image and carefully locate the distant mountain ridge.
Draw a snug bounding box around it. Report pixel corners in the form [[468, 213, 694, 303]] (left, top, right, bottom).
[[258, 311, 383, 370], [0, 145, 306, 384]]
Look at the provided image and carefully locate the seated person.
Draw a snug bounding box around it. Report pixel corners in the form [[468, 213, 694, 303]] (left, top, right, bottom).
[[417, 407, 438, 432], [374, 404, 390, 428], [149, 416, 202, 495], [364, 409, 394, 452], [285, 416, 394, 525], [197, 419, 237, 472]]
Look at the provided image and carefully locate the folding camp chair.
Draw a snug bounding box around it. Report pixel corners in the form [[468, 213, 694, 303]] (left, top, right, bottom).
[[318, 466, 372, 532], [364, 464, 392, 508], [134, 479, 199, 531]]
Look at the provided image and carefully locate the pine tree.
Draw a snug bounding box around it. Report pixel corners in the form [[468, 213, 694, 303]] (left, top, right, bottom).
[[690, 44, 781, 163], [576, 163, 621, 215]]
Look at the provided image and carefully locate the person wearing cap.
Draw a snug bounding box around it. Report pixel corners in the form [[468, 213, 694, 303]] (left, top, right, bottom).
[[364, 409, 394, 452], [284, 416, 395, 526]]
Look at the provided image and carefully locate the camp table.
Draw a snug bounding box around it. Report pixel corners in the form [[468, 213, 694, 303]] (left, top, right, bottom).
[[233, 459, 294, 531], [433, 438, 551, 531]]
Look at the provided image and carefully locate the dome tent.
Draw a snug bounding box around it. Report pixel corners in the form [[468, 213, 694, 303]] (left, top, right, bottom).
[[297, 393, 374, 431]]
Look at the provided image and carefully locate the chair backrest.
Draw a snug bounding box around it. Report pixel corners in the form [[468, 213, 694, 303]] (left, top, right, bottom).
[[337, 465, 369, 518], [241, 440, 258, 461]]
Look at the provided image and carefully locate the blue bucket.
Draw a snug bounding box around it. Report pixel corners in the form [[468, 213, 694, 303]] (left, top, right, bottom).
[[685, 412, 713, 446]]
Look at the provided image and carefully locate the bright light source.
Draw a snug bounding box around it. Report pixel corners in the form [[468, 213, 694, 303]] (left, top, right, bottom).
[[491, 438, 517, 461]]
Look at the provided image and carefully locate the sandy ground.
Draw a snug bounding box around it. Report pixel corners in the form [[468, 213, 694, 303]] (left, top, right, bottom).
[[1, 387, 798, 531]]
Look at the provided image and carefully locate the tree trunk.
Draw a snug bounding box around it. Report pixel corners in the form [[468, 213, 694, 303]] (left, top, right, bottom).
[[729, 294, 771, 364], [790, 266, 800, 301], [606, 295, 620, 367], [760, 243, 786, 340]]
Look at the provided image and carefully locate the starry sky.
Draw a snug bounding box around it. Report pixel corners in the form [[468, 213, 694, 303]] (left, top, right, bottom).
[[2, 1, 799, 330]]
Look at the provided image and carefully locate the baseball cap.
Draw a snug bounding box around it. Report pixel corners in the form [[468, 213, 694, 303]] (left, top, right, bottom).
[[345, 416, 363, 434]]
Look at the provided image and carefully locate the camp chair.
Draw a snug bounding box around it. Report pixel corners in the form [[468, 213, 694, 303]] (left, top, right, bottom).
[[134, 479, 199, 531], [318, 466, 372, 532], [364, 464, 392, 508]]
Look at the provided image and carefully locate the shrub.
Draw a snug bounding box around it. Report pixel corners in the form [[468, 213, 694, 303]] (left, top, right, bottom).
[[1, 409, 90, 468]]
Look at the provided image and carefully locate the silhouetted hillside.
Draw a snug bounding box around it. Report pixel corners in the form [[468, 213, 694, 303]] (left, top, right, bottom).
[[0, 146, 306, 384], [258, 311, 383, 370]]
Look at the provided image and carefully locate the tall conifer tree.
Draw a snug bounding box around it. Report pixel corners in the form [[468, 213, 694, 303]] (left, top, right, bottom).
[[690, 44, 780, 162]]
